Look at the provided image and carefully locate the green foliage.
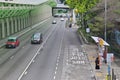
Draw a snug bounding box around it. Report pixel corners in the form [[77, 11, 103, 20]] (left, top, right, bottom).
[[114, 10, 120, 15], [66, 0, 100, 13], [47, 0, 57, 7]]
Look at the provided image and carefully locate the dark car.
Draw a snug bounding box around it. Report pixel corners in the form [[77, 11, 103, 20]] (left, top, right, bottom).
[[6, 37, 20, 48], [31, 33, 43, 44]]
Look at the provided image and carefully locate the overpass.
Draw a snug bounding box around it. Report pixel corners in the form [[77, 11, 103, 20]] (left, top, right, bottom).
[[0, 0, 51, 40], [52, 4, 70, 17]]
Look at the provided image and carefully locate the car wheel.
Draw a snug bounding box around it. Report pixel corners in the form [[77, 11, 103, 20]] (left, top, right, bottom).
[[31, 41, 33, 44], [38, 41, 41, 44], [5, 45, 8, 48], [14, 45, 16, 48]]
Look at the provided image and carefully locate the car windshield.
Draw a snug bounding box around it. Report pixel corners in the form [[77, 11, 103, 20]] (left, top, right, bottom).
[[8, 39, 16, 42], [33, 35, 39, 40]]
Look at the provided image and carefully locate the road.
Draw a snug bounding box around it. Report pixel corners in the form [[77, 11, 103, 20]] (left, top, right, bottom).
[[0, 18, 94, 80]]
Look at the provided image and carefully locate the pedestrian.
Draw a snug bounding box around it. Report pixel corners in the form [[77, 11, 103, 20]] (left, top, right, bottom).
[[69, 24, 72, 28], [95, 57, 100, 70]]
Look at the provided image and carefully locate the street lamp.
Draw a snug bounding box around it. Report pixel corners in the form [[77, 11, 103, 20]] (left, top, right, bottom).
[[104, 0, 107, 64], [105, 1, 112, 79]]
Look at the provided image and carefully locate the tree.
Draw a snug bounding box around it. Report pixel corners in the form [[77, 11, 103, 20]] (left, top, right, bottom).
[[66, 0, 100, 27]]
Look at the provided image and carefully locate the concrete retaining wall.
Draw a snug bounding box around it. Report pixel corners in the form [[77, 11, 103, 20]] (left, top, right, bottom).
[[0, 3, 52, 40]]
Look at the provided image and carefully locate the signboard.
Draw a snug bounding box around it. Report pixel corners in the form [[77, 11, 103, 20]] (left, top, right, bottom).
[[86, 28, 90, 33], [107, 53, 114, 63]]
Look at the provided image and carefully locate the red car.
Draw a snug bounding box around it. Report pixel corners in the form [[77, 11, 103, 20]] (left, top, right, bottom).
[[6, 37, 20, 48]]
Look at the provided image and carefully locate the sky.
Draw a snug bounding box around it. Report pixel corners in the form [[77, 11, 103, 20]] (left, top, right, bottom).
[[0, 0, 48, 5]]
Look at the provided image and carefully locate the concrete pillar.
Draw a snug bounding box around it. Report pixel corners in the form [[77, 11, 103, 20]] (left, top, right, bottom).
[[0, 20, 2, 39], [20, 17, 22, 30], [18, 17, 21, 31], [23, 17, 26, 28], [10, 17, 14, 34], [25, 17, 27, 28], [1, 19, 5, 38], [6, 18, 10, 36], [27, 16, 30, 27], [24, 17, 27, 28], [14, 17, 17, 32], [22, 17, 24, 29]]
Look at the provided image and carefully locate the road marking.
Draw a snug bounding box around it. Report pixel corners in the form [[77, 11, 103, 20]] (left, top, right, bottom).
[[57, 59, 59, 63], [52, 24, 65, 80], [24, 71, 27, 75], [53, 76, 56, 79], [57, 56, 60, 59], [56, 63, 58, 66], [10, 56, 14, 59], [55, 71, 57, 74], [56, 67, 58, 70]]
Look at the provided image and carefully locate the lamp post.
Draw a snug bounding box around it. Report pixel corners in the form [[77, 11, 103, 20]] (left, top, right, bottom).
[[104, 0, 107, 42], [105, 1, 112, 79], [104, 0, 107, 64]]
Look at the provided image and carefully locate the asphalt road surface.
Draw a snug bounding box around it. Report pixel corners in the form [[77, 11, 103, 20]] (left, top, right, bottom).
[[0, 18, 94, 80]]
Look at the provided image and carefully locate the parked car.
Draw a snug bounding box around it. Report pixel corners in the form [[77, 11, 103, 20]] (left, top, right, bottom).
[[6, 37, 20, 48], [52, 20, 57, 24], [31, 33, 43, 44]]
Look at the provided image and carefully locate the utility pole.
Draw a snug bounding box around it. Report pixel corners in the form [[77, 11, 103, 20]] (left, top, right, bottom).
[[105, 0, 107, 42]]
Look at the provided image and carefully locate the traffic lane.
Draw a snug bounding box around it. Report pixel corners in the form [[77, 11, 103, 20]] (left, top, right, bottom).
[[21, 20, 66, 80], [0, 18, 58, 80], [64, 28, 83, 46], [0, 44, 40, 80]]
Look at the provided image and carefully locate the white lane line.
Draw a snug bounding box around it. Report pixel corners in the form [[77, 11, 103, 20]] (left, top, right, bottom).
[[56, 67, 58, 70], [24, 71, 27, 75], [10, 56, 14, 59], [53, 76, 56, 80], [57, 56, 60, 59], [66, 59, 68, 65], [53, 26, 65, 80], [17, 23, 56, 80], [56, 63, 58, 66], [55, 71, 57, 74], [57, 59, 59, 63]]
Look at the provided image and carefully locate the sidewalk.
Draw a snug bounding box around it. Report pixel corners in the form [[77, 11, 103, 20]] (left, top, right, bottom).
[[69, 25, 108, 80], [83, 44, 108, 80]]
